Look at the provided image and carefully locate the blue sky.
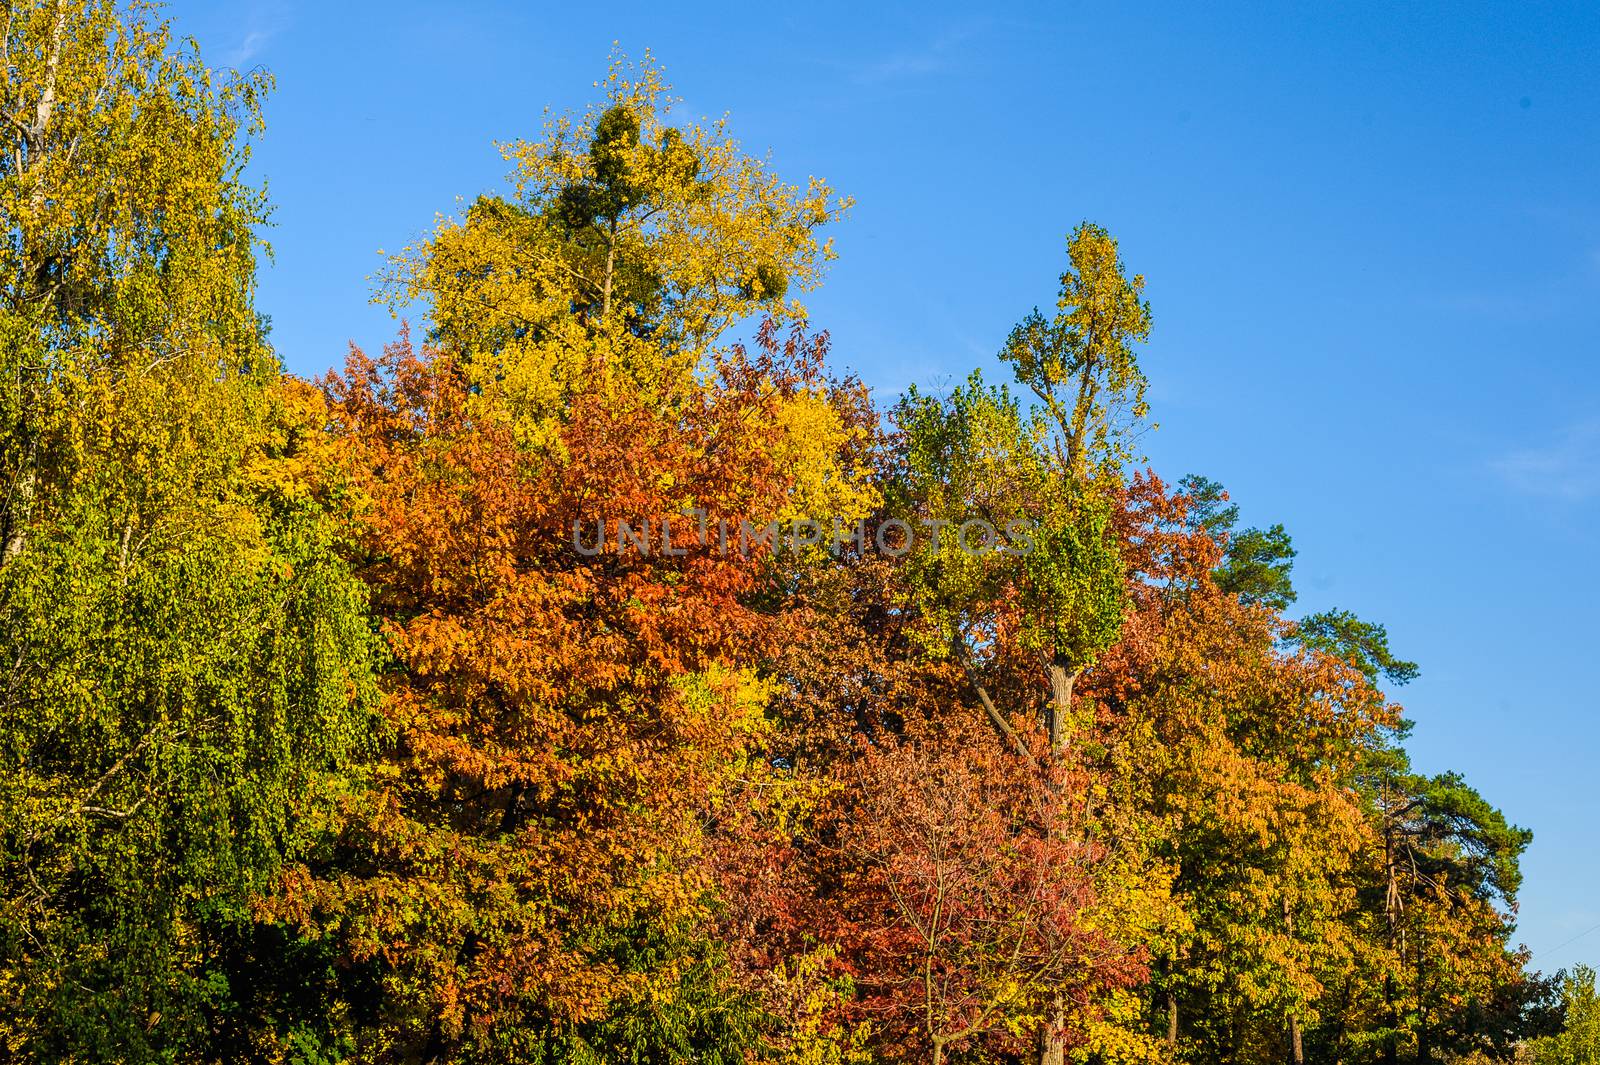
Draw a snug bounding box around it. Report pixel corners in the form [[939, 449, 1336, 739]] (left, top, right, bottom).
[[166, 0, 1600, 972]]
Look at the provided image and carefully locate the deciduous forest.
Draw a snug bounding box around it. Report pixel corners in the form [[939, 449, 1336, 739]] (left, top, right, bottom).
[[0, 3, 1590, 1063]]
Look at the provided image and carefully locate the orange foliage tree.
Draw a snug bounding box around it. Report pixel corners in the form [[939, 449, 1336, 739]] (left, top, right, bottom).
[[265, 321, 869, 1060]]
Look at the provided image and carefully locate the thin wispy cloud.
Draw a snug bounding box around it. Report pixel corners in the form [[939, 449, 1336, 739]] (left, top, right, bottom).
[[853, 26, 979, 85], [1492, 419, 1600, 501], [222, 0, 292, 69]]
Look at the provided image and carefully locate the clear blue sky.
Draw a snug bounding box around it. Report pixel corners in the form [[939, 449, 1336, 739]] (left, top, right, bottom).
[[166, 0, 1600, 973]]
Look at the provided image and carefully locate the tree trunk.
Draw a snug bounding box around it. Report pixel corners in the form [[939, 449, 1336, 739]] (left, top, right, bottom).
[[1167, 990, 1179, 1047], [1282, 896, 1305, 1065], [2, 5, 66, 569], [1, 466, 33, 564], [1044, 654, 1077, 756], [500, 780, 526, 834], [599, 215, 618, 322], [1332, 977, 1353, 1065], [1035, 655, 1077, 1065], [1384, 817, 1400, 1065], [1415, 947, 1431, 1063], [1037, 994, 1065, 1065]]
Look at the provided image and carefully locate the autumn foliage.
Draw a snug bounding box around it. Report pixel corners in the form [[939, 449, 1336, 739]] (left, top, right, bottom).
[[0, 6, 1556, 1065]]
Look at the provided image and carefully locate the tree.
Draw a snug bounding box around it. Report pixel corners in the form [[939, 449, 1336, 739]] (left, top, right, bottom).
[[894, 376, 1125, 760], [0, 4, 378, 1060], [280, 310, 873, 1061], [891, 223, 1153, 764], [1297, 609, 1421, 687], [885, 226, 1158, 1065], [993, 222, 1152, 755], [1354, 747, 1535, 1063], [1001, 222, 1153, 482], [1215, 523, 1298, 611], [1091, 473, 1394, 1065], [831, 724, 1141, 1065], [1, 0, 270, 564], [1176, 476, 1298, 611], [1528, 966, 1600, 1065], [381, 50, 849, 442]]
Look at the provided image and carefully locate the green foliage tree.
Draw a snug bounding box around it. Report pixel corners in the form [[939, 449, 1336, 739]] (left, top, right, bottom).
[[1216, 523, 1299, 610], [0, 3, 379, 1060], [894, 376, 1124, 758], [1176, 475, 1298, 610], [1528, 966, 1600, 1065], [1299, 608, 1421, 687], [890, 225, 1155, 1065]]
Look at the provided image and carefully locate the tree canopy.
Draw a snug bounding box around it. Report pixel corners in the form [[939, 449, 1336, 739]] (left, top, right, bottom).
[[0, 8, 1555, 1065]]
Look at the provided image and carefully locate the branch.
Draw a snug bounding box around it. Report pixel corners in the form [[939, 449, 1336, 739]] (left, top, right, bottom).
[[28, 0, 68, 149], [951, 635, 1037, 769]]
